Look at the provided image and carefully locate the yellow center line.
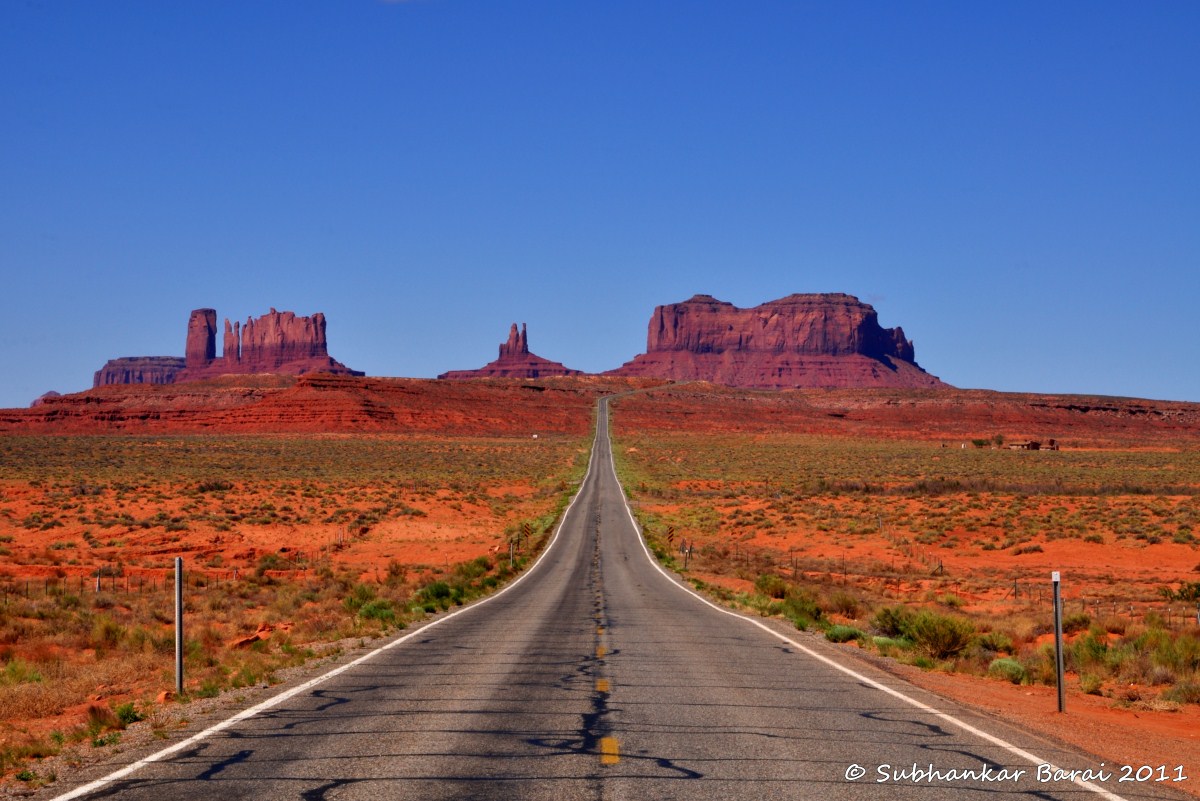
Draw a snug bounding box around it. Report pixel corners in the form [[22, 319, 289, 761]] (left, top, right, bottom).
[[596, 644, 606, 659], [600, 736, 620, 765], [595, 678, 610, 693], [597, 626, 605, 635]]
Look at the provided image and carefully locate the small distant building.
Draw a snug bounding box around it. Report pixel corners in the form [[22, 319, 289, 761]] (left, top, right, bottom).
[[1008, 439, 1060, 451]]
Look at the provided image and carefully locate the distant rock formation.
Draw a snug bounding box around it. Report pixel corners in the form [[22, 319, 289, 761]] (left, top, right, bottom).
[[609, 293, 948, 389], [94, 356, 186, 388], [439, 323, 583, 380], [179, 308, 362, 380], [223, 319, 240, 369], [94, 307, 362, 387], [30, 391, 62, 408], [502, 323, 529, 359], [185, 309, 218, 369]]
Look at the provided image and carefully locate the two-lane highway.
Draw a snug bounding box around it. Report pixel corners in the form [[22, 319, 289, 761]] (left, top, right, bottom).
[[49, 399, 1190, 800]]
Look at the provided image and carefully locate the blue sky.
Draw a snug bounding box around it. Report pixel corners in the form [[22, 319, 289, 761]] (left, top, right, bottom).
[[2, 1, 1198, 408]]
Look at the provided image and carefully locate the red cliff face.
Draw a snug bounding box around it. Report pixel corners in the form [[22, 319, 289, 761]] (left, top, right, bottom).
[[93, 356, 186, 388], [241, 309, 328, 369], [97, 308, 361, 387], [223, 319, 240, 369], [500, 323, 529, 359], [179, 308, 362, 380], [185, 309, 218, 369], [610, 294, 948, 389], [440, 323, 583, 380]]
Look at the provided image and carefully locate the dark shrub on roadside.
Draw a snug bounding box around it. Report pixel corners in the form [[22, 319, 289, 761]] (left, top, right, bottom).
[[872, 605, 914, 638], [755, 574, 788, 599], [987, 658, 1026, 684], [907, 611, 975, 660], [826, 625, 865, 643], [781, 590, 822, 630]]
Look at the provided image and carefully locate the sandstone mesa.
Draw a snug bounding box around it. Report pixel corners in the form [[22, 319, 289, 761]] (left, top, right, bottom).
[[179, 307, 362, 380], [58, 292, 952, 406], [86, 293, 938, 394], [609, 293, 947, 390], [92, 307, 362, 391], [94, 356, 186, 387]]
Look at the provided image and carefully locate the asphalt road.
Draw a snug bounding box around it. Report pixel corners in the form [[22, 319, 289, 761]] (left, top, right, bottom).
[[49, 399, 1192, 801]]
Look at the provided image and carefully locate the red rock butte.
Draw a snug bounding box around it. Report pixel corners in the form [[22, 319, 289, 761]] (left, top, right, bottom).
[[608, 293, 948, 389], [93, 356, 185, 387], [439, 323, 583, 380], [93, 308, 362, 387]]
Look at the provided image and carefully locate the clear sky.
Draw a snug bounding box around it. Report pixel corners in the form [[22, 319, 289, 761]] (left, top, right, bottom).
[[2, 1, 1198, 408]]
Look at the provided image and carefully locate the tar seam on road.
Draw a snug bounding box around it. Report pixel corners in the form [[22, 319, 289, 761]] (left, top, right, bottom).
[[600, 736, 620, 765], [599, 397, 1133, 801], [47, 409, 609, 801]]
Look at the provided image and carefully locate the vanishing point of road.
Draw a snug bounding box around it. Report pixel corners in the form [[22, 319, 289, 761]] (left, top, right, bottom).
[[48, 399, 1191, 801]]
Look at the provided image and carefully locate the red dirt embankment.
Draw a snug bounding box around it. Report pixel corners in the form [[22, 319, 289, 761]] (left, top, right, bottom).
[[614, 383, 1200, 447], [1, 375, 658, 436]]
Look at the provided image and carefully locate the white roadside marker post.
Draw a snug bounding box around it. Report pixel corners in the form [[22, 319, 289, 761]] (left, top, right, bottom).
[[175, 557, 184, 696], [1052, 571, 1065, 713]]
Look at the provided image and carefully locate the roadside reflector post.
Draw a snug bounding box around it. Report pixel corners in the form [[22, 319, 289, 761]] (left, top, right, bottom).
[[175, 557, 184, 696], [1052, 571, 1065, 713]]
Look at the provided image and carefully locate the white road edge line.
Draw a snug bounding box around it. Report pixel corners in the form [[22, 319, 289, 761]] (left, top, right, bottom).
[[49, 419, 605, 801], [603, 400, 1130, 801]]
